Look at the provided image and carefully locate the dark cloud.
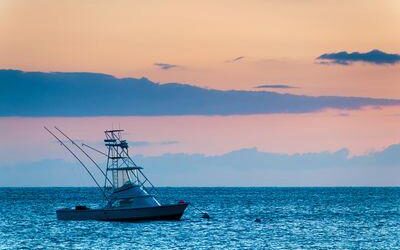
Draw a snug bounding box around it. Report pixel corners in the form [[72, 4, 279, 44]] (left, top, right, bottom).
[[1, 69, 400, 116], [255, 84, 297, 89], [154, 63, 179, 70], [317, 49, 400, 65]]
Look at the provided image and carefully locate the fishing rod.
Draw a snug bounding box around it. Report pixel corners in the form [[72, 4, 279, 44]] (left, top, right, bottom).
[[82, 143, 108, 157], [44, 126, 108, 200], [54, 126, 113, 187]]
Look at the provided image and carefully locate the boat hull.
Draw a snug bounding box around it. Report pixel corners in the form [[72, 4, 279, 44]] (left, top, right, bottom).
[[56, 203, 188, 222]]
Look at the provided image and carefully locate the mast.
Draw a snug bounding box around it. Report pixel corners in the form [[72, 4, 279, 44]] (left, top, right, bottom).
[[103, 129, 159, 196]]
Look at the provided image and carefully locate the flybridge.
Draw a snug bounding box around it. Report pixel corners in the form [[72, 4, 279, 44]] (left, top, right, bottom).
[[102, 129, 153, 191], [44, 126, 189, 221]]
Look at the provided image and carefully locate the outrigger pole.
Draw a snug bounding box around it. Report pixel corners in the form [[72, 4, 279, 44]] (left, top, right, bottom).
[[81, 143, 108, 157], [54, 126, 113, 187], [44, 126, 108, 200]]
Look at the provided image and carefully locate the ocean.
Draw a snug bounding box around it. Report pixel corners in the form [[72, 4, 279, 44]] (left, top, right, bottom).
[[1, 187, 400, 249]]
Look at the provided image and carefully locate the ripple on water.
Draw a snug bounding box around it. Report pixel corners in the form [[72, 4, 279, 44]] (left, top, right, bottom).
[[1, 187, 400, 249]]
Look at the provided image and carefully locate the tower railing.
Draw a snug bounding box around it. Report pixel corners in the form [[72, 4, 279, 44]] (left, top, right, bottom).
[[103, 130, 160, 197]]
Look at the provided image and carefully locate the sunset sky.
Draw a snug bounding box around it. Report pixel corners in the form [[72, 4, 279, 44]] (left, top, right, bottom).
[[1, 0, 400, 186], [2, 0, 400, 96]]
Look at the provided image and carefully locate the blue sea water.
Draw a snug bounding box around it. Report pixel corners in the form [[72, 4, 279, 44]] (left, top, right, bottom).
[[1, 187, 400, 249]]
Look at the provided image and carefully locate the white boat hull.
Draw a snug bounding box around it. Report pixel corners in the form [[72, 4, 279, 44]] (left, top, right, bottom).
[[56, 203, 188, 221]]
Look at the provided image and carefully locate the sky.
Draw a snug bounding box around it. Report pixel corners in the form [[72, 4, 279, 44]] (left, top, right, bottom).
[[1, 0, 400, 186], [1, 0, 400, 97]]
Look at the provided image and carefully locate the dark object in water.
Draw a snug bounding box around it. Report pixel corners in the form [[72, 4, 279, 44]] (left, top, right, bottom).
[[254, 218, 261, 223], [75, 205, 89, 211], [202, 212, 210, 219]]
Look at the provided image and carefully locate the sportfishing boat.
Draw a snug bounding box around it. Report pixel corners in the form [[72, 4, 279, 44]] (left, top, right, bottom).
[[45, 127, 188, 221]]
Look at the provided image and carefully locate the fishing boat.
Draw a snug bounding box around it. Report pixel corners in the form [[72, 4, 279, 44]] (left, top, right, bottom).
[[45, 127, 188, 221]]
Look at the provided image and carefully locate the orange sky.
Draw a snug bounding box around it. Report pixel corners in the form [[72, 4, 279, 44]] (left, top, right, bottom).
[[1, 0, 400, 97]]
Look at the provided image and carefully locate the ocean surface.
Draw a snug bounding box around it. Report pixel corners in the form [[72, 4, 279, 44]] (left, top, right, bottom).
[[1, 187, 400, 249]]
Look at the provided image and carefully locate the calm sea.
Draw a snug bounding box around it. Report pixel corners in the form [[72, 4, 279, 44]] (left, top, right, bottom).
[[1, 187, 400, 249]]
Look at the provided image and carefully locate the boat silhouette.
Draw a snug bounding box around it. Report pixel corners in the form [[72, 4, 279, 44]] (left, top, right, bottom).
[[45, 127, 188, 221]]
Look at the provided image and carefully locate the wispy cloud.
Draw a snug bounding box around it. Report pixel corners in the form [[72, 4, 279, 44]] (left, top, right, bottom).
[[128, 140, 179, 147], [154, 62, 179, 70], [226, 56, 245, 63], [255, 84, 297, 89], [316, 49, 400, 65], [128, 141, 152, 147], [160, 140, 179, 145], [337, 112, 350, 117]]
